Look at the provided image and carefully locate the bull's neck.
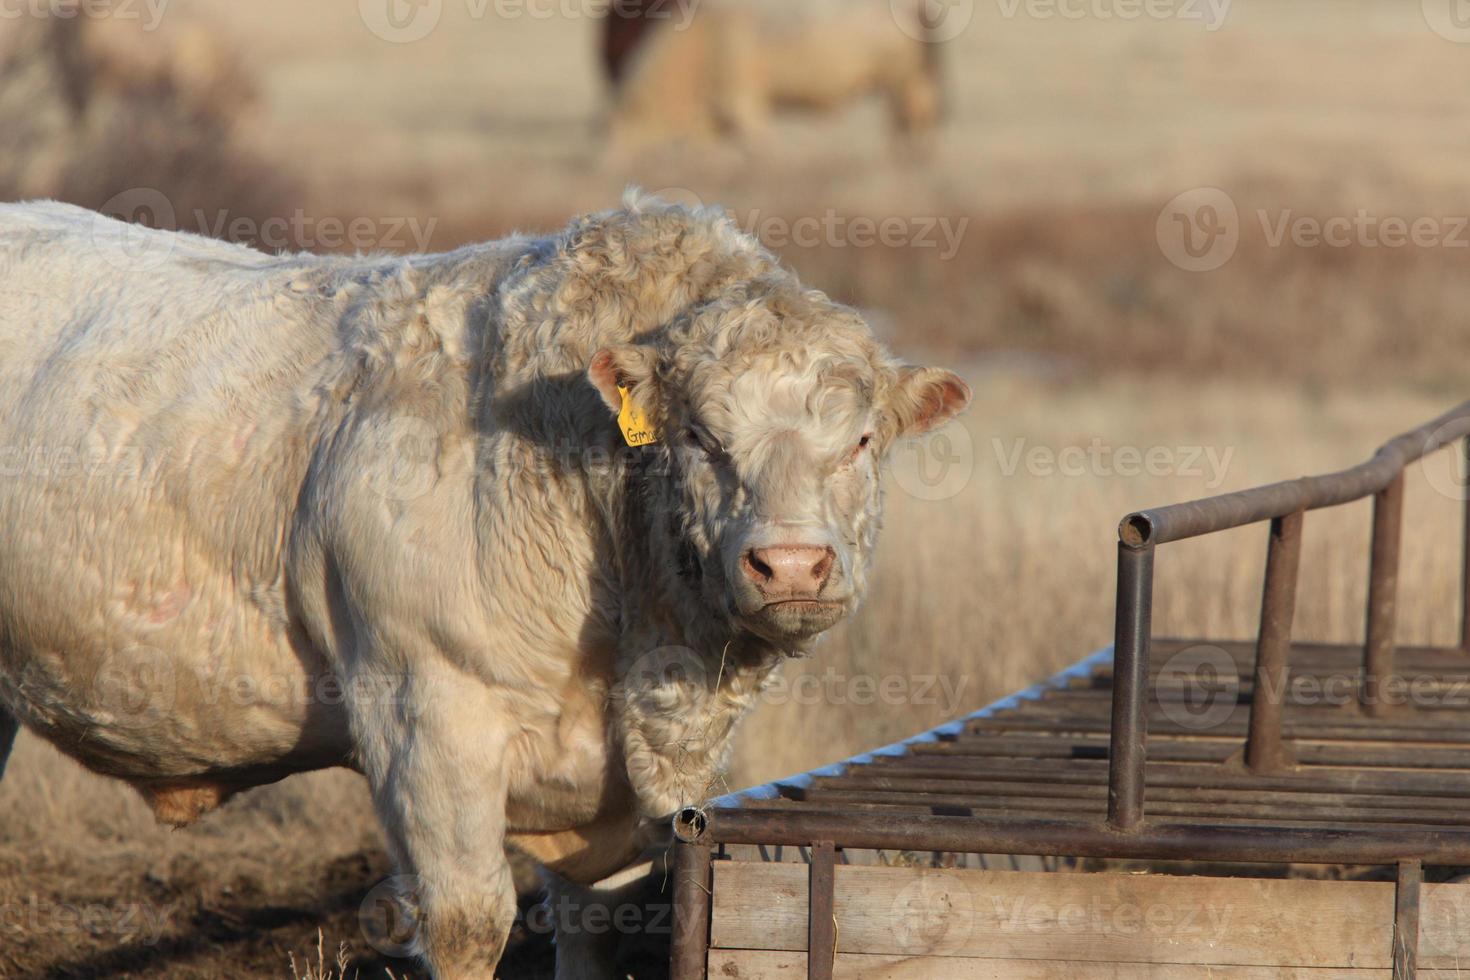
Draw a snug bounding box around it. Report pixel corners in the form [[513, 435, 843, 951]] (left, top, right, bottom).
[[601, 450, 789, 817]]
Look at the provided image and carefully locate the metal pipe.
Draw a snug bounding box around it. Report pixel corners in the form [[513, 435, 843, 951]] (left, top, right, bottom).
[[1107, 539, 1154, 831], [691, 807, 1470, 865], [1245, 511, 1304, 773], [1461, 437, 1470, 652], [807, 842, 836, 980], [670, 840, 713, 980], [1121, 401, 1470, 547], [1364, 474, 1405, 718], [1394, 859, 1421, 980]]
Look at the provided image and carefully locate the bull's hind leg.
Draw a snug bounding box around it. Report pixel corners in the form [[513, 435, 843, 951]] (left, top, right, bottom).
[[352, 667, 517, 979], [0, 705, 17, 780]]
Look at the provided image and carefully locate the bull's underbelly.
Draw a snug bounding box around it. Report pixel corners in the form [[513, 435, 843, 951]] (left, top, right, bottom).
[[0, 618, 353, 783]]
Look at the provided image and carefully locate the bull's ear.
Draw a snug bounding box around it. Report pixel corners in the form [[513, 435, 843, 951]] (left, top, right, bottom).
[[588, 345, 659, 414], [887, 367, 972, 437]]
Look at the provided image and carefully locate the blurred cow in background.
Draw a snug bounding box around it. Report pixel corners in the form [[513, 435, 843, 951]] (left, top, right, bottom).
[[600, 0, 946, 153]]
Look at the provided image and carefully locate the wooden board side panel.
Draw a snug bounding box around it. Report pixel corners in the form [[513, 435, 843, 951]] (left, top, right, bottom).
[[711, 863, 1443, 969]]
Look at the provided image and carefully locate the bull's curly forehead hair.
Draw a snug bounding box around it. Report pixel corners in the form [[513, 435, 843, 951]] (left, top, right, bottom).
[[644, 279, 901, 469], [667, 275, 878, 359]]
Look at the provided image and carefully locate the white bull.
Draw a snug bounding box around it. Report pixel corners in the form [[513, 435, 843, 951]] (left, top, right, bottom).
[[0, 194, 969, 978]]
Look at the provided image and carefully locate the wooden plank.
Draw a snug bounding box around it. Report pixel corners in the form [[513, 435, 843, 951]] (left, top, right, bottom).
[[708, 950, 1418, 979], [712, 863, 1400, 967], [712, 865, 1470, 970]]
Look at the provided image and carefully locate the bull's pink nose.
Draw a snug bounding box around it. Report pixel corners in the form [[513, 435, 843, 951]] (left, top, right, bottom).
[[741, 545, 835, 597]]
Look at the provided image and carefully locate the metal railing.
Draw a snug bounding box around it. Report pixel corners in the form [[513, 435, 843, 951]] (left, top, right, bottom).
[[670, 400, 1470, 980], [1106, 400, 1470, 831]]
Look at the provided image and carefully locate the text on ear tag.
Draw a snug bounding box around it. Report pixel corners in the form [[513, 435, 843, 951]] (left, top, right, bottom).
[[617, 385, 659, 447]]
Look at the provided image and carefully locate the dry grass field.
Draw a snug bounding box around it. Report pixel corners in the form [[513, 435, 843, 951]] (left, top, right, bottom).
[[2, 1, 1469, 976]]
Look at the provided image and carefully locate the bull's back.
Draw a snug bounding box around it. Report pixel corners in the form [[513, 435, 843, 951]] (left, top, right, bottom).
[[0, 203, 352, 780]]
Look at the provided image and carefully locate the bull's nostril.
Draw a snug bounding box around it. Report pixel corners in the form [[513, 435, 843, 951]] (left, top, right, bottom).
[[744, 545, 836, 596], [811, 548, 835, 587], [742, 549, 774, 584]]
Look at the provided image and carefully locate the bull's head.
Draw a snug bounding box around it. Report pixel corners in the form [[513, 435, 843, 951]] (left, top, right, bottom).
[[588, 276, 970, 648]]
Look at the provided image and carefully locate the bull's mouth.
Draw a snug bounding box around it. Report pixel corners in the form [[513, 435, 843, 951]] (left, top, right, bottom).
[[744, 596, 850, 641]]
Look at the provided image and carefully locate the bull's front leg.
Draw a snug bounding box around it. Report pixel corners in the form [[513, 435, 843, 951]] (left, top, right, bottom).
[[350, 662, 517, 979]]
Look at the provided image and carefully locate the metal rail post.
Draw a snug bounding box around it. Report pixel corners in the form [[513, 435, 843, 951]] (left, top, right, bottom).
[[1245, 511, 1304, 773], [1108, 531, 1155, 831], [1394, 859, 1421, 980], [1363, 474, 1405, 718], [670, 839, 713, 980], [1461, 437, 1470, 652], [807, 842, 836, 980]]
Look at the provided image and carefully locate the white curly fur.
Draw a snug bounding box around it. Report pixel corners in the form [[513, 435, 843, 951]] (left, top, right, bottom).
[[0, 193, 969, 979]]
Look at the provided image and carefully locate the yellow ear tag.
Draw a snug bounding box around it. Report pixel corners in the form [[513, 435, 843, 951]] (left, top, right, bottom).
[[617, 386, 660, 447]]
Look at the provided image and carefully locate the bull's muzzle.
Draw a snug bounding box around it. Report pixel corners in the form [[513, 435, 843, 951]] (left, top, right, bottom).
[[739, 544, 835, 599], [731, 539, 849, 641]]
